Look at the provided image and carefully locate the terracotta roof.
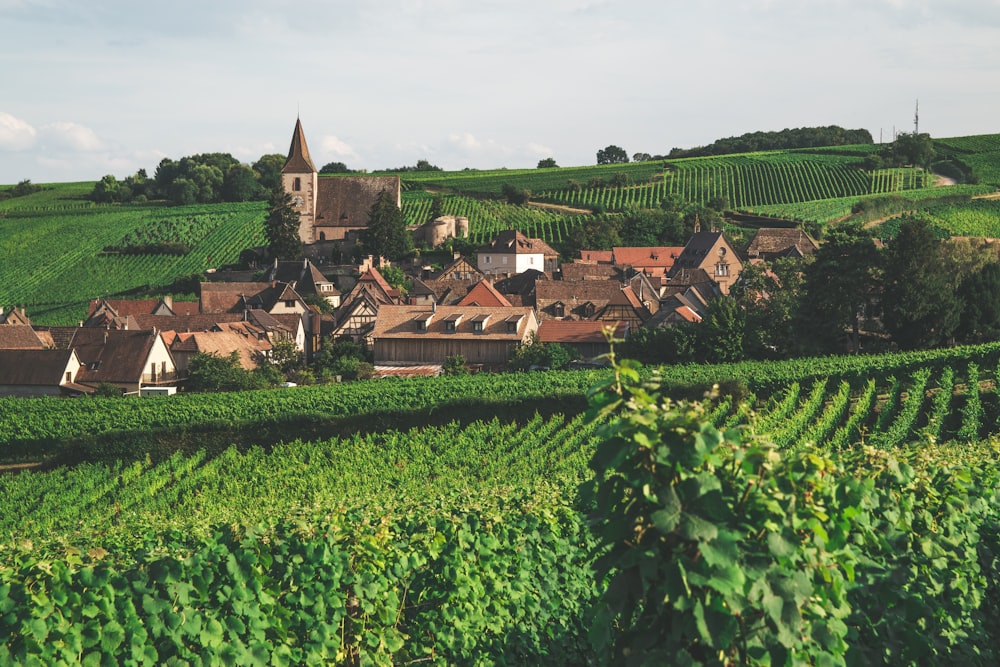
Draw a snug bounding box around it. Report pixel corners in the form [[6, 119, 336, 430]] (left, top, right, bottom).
[[537, 320, 627, 344], [612, 246, 684, 269], [577, 250, 613, 263], [371, 305, 536, 341], [265, 259, 340, 296], [281, 117, 317, 174], [432, 256, 482, 281], [171, 330, 272, 370], [37, 326, 79, 350], [198, 282, 304, 313], [71, 329, 163, 384], [457, 280, 513, 307], [0, 325, 44, 349], [0, 307, 32, 326], [87, 298, 162, 319], [171, 302, 201, 316], [0, 349, 77, 386]]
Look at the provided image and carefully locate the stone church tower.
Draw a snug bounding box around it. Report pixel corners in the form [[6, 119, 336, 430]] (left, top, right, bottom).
[[281, 117, 319, 243], [281, 118, 401, 244]]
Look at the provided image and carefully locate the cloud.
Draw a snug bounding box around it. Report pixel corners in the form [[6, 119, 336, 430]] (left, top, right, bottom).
[[0, 112, 37, 150], [41, 121, 103, 152], [320, 135, 358, 160], [448, 132, 483, 151]]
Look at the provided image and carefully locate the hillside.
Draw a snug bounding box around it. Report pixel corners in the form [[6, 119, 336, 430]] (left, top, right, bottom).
[[2, 133, 1000, 324]]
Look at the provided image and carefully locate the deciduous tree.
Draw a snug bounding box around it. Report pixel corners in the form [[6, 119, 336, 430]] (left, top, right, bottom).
[[364, 189, 412, 261], [597, 145, 629, 165]]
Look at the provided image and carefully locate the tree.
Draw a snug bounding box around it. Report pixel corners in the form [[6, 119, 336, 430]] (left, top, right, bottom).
[[537, 157, 558, 168], [221, 164, 261, 202], [91, 175, 120, 204], [379, 265, 412, 296], [881, 217, 960, 349], [693, 296, 746, 363], [265, 187, 302, 260], [796, 223, 881, 354], [501, 183, 531, 205], [320, 161, 352, 174], [186, 351, 254, 392], [632, 152, 652, 162], [252, 153, 286, 191], [364, 189, 412, 261], [890, 131, 935, 169], [956, 262, 1000, 343], [597, 145, 629, 165]]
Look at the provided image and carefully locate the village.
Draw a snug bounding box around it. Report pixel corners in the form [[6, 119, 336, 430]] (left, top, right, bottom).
[[0, 120, 818, 397]]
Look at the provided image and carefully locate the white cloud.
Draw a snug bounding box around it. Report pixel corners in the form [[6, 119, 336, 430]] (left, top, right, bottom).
[[0, 112, 37, 150], [41, 121, 103, 152], [448, 132, 483, 151], [320, 135, 357, 160]]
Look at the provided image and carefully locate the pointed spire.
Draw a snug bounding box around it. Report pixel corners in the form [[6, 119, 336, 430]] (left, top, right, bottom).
[[282, 116, 317, 174]]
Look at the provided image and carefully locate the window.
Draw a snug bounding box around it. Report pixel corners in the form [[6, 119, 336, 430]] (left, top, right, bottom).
[[293, 177, 301, 191], [716, 263, 729, 277], [473, 321, 484, 332], [65, 372, 72, 383], [502, 256, 508, 265], [445, 320, 456, 332], [552, 303, 565, 318], [285, 300, 296, 308], [485, 256, 491, 264]]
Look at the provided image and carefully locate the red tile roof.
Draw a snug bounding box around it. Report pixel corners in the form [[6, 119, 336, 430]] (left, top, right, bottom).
[[537, 320, 627, 344], [0, 325, 45, 349], [456, 280, 513, 307]]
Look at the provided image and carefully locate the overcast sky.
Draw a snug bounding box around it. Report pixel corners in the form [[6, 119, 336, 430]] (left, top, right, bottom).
[[2, 0, 999, 185]]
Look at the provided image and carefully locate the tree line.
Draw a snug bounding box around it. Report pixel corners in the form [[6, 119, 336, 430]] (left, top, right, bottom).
[[625, 217, 1000, 364]]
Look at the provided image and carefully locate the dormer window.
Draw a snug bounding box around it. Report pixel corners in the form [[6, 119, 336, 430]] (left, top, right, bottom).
[[470, 313, 490, 333], [552, 302, 565, 318], [505, 314, 523, 334], [416, 313, 433, 331], [443, 313, 462, 332]]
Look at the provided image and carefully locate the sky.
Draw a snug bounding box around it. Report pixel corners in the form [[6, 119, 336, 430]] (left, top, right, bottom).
[[2, 0, 1000, 185]]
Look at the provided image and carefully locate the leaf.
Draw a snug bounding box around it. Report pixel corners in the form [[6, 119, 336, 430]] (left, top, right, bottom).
[[651, 487, 682, 535], [680, 512, 718, 542]]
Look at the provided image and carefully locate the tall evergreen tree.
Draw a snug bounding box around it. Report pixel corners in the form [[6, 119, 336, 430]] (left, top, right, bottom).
[[364, 189, 412, 261], [265, 187, 302, 260]]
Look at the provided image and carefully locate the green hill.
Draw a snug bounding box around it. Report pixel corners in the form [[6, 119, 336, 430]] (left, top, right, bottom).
[[3, 133, 1000, 324]]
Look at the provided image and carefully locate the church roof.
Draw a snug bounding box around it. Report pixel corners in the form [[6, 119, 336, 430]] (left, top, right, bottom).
[[282, 117, 317, 174]]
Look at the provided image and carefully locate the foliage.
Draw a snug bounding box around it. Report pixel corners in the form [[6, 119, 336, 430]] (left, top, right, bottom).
[[957, 262, 1000, 343], [0, 179, 43, 200], [509, 334, 578, 370], [264, 187, 302, 260], [364, 190, 413, 261], [881, 218, 960, 349], [501, 183, 531, 205], [537, 157, 558, 168], [319, 161, 353, 174], [596, 145, 629, 165], [668, 125, 874, 158], [443, 355, 468, 375], [186, 351, 259, 393], [583, 363, 852, 664]]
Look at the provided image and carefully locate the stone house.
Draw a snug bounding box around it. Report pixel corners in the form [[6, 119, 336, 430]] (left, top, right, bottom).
[[0, 349, 89, 397], [477, 230, 559, 276]]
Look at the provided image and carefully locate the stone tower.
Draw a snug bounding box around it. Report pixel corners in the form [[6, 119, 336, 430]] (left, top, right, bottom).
[[281, 117, 319, 243]]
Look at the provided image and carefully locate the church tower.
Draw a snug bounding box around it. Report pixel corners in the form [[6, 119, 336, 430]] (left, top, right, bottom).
[[281, 117, 319, 243]]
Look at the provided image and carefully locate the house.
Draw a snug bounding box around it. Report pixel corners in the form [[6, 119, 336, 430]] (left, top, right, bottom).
[[260, 258, 342, 308], [667, 230, 743, 295], [370, 304, 538, 365], [612, 246, 685, 286], [743, 228, 818, 262], [456, 280, 513, 307], [534, 279, 655, 324], [281, 117, 401, 243], [477, 230, 559, 276], [70, 329, 177, 394], [0, 349, 90, 397], [199, 281, 309, 315], [0, 306, 32, 326], [168, 327, 273, 374], [0, 325, 45, 349], [537, 320, 628, 360], [576, 250, 613, 264], [431, 255, 482, 281], [84, 296, 198, 327]]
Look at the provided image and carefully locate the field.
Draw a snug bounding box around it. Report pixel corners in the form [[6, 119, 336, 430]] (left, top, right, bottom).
[[5, 343, 1000, 662]]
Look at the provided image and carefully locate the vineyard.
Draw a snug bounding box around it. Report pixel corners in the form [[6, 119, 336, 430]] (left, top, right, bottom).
[[0, 189, 266, 325], [5, 344, 1000, 662]]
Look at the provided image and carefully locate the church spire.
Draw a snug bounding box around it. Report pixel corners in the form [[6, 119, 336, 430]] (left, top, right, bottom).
[[282, 117, 317, 174]]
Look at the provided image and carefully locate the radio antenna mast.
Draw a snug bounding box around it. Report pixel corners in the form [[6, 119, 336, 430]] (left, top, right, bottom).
[[914, 99, 919, 134]]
